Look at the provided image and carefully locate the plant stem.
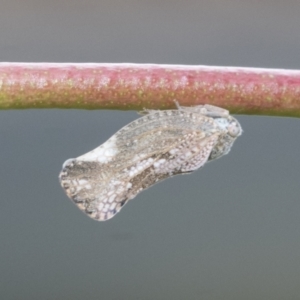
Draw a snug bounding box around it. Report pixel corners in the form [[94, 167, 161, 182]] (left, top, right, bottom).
[[1, 63, 300, 117]]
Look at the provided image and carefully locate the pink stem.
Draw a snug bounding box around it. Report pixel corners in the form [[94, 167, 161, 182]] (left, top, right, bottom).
[[0, 63, 300, 117]]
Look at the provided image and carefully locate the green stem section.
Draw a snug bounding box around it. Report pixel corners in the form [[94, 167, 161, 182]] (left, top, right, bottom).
[[1, 63, 300, 117]]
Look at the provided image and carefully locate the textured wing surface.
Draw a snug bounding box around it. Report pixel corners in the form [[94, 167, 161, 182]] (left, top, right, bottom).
[[59, 110, 220, 221]]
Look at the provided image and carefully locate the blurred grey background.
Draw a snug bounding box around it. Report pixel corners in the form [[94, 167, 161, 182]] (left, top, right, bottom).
[[1, 1, 300, 299]]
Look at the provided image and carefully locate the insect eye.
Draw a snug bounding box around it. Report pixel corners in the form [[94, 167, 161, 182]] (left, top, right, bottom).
[[228, 122, 241, 137]]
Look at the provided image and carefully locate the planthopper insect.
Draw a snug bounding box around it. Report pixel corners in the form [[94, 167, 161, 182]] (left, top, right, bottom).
[[59, 102, 242, 221]]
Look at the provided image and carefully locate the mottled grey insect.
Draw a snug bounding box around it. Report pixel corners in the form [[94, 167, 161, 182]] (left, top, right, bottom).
[[59, 103, 242, 221]]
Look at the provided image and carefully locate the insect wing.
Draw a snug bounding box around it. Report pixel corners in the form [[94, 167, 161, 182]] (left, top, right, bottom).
[[59, 110, 219, 221]]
